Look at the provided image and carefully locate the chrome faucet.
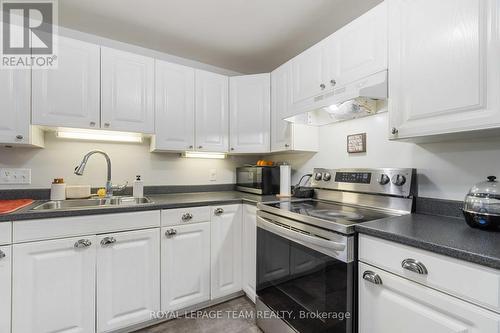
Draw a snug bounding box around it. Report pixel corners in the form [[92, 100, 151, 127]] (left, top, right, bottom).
[[74, 150, 127, 197]]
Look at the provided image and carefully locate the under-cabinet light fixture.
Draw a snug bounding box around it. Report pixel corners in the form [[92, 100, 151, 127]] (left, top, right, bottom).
[[182, 151, 226, 159], [56, 128, 143, 143]]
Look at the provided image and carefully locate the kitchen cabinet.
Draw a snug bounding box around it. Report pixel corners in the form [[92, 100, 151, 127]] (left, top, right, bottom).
[[12, 236, 97, 333], [32, 36, 100, 130], [0, 246, 11, 333], [242, 204, 257, 302], [195, 69, 229, 152], [161, 222, 211, 311], [271, 63, 319, 152], [211, 204, 242, 299], [0, 68, 44, 147], [152, 60, 195, 152], [359, 262, 500, 333], [101, 47, 155, 133], [97, 229, 160, 333], [388, 0, 500, 140], [229, 74, 270, 153]]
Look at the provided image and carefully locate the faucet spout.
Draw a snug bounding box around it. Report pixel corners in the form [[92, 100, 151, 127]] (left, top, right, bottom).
[[74, 150, 113, 196]]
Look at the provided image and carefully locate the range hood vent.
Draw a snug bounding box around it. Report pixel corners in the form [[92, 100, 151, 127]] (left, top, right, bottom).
[[284, 70, 388, 126]]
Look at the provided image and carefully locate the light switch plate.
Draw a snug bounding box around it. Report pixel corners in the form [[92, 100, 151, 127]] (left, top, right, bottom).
[[0, 168, 31, 184], [209, 169, 217, 182]]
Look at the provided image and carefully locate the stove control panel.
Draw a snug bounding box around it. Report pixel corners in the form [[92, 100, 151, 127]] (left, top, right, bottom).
[[310, 168, 416, 197]]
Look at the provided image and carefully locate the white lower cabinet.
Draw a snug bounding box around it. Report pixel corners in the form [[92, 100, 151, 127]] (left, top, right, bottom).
[[211, 204, 242, 299], [12, 236, 97, 333], [97, 229, 160, 333], [0, 246, 11, 333], [359, 262, 500, 333], [161, 222, 211, 312], [242, 205, 257, 302]]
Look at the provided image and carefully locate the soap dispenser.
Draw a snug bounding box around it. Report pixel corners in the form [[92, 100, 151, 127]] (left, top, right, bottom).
[[133, 175, 144, 198]]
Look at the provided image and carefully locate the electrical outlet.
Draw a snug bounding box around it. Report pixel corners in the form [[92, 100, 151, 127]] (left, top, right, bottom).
[[0, 168, 31, 184], [209, 169, 217, 182]]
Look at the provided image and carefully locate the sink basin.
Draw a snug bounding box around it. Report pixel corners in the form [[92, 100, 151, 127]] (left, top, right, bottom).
[[31, 197, 154, 211]]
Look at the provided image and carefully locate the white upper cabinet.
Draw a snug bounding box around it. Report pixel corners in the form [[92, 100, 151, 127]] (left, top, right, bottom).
[[195, 69, 229, 152], [211, 204, 242, 299], [101, 47, 155, 133], [97, 229, 160, 333], [271, 62, 319, 153], [161, 222, 211, 312], [0, 246, 11, 333], [0, 69, 43, 147], [12, 236, 97, 333], [388, 0, 500, 140], [326, 1, 387, 87], [32, 37, 100, 130], [152, 61, 195, 152], [229, 74, 270, 153]]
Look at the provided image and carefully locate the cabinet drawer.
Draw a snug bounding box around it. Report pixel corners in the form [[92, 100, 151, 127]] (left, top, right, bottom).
[[13, 211, 160, 243], [359, 234, 500, 313], [0, 223, 11, 245], [161, 206, 210, 226]]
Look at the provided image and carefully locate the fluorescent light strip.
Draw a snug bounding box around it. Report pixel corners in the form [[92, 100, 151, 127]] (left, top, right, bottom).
[[56, 129, 143, 143], [182, 151, 226, 159]]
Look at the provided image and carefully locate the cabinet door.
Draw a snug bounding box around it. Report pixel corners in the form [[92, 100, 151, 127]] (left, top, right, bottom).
[[326, 1, 387, 87], [0, 68, 30, 145], [195, 70, 229, 152], [271, 63, 292, 152], [153, 60, 195, 151], [211, 204, 242, 299], [97, 229, 160, 333], [359, 262, 500, 333], [12, 236, 96, 333], [0, 246, 11, 333], [161, 222, 210, 312], [101, 47, 154, 133], [229, 74, 270, 153], [242, 205, 257, 302], [388, 0, 500, 139], [32, 37, 100, 129], [290, 43, 325, 105]]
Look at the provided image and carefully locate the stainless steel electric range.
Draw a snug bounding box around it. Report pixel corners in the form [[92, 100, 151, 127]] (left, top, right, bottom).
[[255, 168, 416, 333]]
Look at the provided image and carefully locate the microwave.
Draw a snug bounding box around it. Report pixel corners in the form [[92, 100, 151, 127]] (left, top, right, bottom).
[[236, 166, 280, 195]]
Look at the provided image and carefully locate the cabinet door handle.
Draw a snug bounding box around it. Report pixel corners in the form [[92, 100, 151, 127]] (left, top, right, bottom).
[[16, 135, 23, 140], [284, 144, 290, 148], [401, 258, 428, 275], [74, 239, 92, 248], [181, 213, 193, 222], [165, 229, 177, 237], [391, 127, 399, 135], [188, 145, 193, 149], [330, 79, 337, 86], [320, 83, 326, 90], [198, 145, 203, 149], [0, 250, 5, 259], [363, 270, 383, 285], [104, 123, 110, 128], [89, 121, 96, 127], [214, 208, 224, 216], [100, 237, 117, 247]]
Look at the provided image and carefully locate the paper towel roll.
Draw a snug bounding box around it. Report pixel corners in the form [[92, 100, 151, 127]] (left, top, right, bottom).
[[280, 165, 291, 197]]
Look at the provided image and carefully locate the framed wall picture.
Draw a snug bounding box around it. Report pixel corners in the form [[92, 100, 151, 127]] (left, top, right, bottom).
[[347, 133, 366, 153]]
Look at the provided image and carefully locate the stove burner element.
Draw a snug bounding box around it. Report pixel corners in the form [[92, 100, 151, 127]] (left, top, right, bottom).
[[307, 209, 364, 221]]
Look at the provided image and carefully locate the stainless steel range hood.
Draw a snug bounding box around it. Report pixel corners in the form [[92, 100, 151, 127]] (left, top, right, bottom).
[[284, 70, 388, 126]]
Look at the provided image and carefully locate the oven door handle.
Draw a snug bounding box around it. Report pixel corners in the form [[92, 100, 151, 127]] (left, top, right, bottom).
[[257, 216, 346, 252]]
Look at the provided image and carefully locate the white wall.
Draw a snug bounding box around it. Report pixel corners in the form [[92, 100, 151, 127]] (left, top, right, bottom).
[[0, 133, 255, 189], [272, 112, 500, 201]]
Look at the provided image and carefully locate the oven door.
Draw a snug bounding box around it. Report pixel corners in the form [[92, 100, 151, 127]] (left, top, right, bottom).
[[256, 212, 354, 333]]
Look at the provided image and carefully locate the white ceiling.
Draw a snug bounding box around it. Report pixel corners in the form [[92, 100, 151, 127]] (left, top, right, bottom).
[[59, 0, 382, 74]]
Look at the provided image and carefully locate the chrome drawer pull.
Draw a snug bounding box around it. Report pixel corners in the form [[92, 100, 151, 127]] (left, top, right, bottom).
[[100, 237, 117, 247], [74, 239, 92, 248], [214, 208, 224, 216], [181, 213, 193, 221], [363, 271, 382, 285], [0, 250, 5, 259], [165, 229, 177, 237], [401, 258, 428, 275]]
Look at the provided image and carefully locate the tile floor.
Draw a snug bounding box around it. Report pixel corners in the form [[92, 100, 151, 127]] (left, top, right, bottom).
[[136, 297, 262, 333]]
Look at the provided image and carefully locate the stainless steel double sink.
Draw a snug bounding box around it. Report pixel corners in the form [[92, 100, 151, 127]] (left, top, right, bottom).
[[31, 197, 154, 211]]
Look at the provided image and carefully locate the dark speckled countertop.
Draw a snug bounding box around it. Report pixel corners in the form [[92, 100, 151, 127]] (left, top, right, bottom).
[[0, 191, 283, 222], [356, 214, 500, 270]]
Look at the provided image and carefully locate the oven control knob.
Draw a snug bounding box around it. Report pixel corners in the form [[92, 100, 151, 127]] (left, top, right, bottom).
[[322, 172, 332, 181], [392, 174, 407, 186], [377, 174, 390, 185], [314, 172, 323, 181]]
